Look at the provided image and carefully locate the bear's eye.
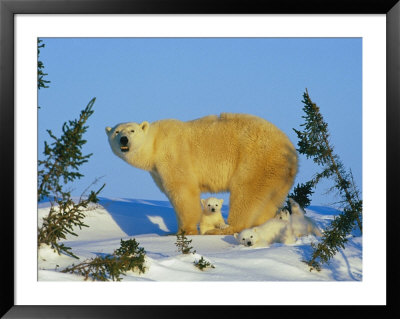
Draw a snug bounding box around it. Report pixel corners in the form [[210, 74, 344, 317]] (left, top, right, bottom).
[[250, 236, 253, 238], [216, 204, 218, 206], [242, 238, 245, 241], [115, 130, 119, 134], [279, 217, 282, 219], [131, 130, 135, 133], [208, 204, 210, 207]]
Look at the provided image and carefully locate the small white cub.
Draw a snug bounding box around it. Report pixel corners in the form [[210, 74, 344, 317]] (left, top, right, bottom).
[[234, 217, 296, 247], [275, 209, 291, 221], [199, 197, 228, 235], [275, 198, 322, 237]]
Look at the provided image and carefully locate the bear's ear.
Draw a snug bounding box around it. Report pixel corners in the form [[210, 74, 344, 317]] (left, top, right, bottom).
[[105, 126, 112, 135], [200, 199, 206, 208], [219, 199, 224, 206], [140, 121, 149, 133], [233, 233, 238, 240], [289, 198, 298, 208]]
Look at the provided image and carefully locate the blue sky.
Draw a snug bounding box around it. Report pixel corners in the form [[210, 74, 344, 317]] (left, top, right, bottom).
[[38, 37, 362, 206]]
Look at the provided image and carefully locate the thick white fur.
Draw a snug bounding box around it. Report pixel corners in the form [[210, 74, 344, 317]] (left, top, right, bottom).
[[234, 217, 295, 247], [106, 113, 297, 235], [199, 197, 228, 235], [275, 209, 291, 221], [275, 199, 322, 237]]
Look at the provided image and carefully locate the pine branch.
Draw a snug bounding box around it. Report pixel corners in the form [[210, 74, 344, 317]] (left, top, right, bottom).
[[306, 204, 361, 271], [37, 183, 105, 258], [61, 238, 147, 281], [38, 39, 50, 91]]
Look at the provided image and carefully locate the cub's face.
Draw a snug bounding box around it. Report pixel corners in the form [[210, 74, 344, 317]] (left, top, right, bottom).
[[275, 209, 290, 221], [105, 122, 149, 160], [234, 228, 258, 247], [201, 197, 223, 213]]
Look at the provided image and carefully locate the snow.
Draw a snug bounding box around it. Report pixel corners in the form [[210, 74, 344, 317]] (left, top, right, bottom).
[[38, 197, 362, 282]]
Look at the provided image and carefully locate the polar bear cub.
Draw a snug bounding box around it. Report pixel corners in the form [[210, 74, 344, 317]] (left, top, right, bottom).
[[234, 216, 296, 247], [199, 197, 228, 235], [275, 208, 291, 221], [275, 198, 322, 237]]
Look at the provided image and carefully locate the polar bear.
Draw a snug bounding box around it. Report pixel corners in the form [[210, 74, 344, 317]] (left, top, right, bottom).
[[275, 199, 322, 237], [275, 208, 291, 221], [199, 197, 228, 235], [106, 113, 297, 235], [234, 216, 296, 247]]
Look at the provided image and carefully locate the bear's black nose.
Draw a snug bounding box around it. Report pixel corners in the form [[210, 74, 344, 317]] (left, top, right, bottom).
[[247, 242, 252, 246], [211, 208, 215, 212], [120, 136, 129, 146]]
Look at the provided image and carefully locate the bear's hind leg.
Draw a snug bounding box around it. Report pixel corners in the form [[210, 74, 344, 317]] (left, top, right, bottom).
[[252, 179, 294, 227]]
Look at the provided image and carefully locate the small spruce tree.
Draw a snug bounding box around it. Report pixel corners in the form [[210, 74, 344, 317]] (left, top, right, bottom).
[[62, 238, 147, 281], [37, 98, 105, 259], [293, 89, 362, 271], [194, 256, 215, 271], [175, 231, 196, 255]]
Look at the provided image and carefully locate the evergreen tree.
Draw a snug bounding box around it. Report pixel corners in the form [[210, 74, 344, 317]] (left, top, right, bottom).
[[194, 256, 215, 271], [293, 89, 362, 271], [37, 98, 105, 259], [175, 231, 196, 255]]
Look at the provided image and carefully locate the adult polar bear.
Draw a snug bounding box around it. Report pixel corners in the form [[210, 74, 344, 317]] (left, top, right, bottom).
[[106, 113, 297, 235]]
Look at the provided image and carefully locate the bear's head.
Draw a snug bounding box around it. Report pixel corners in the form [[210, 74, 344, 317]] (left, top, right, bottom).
[[105, 122, 149, 161], [200, 197, 223, 213], [234, 228, 259, 247], [275, 209, 290, 221], [288, 198, 305, 217]]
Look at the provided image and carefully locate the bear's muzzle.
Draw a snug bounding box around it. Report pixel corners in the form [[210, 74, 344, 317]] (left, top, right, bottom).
[[120, 136, 129, 152]]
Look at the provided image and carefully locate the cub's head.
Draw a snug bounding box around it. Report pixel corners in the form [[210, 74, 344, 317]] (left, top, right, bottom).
[[105, 122, 149, 160], [234, 228, 259, 247], [275, 209, 291, 221], [200, 197, 223, 213], [288, 198, 305, 217]]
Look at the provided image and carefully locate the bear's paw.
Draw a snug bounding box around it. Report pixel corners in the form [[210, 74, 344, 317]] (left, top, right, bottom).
[[205, 226, 236, 235]]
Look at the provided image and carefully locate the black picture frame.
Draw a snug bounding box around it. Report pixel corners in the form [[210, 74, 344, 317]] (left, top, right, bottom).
[[1, 0, 398, 317]]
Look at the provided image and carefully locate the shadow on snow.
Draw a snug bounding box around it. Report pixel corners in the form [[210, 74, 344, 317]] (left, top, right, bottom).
[[98, 197, 230, 237], [98, 197, 178, 236]]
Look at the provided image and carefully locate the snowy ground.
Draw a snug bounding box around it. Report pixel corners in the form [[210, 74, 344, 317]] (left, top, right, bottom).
[[38, 197, 362, 282]]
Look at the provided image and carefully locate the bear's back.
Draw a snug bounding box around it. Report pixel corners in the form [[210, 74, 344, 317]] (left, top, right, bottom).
[[186, 113, 289, 147], [184, 113, 277, 136], [187, 112, 268, 127]]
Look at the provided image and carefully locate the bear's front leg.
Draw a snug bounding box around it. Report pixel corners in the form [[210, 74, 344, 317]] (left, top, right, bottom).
[[166, 183, 202, 235], [205, 226, 241, 235]]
